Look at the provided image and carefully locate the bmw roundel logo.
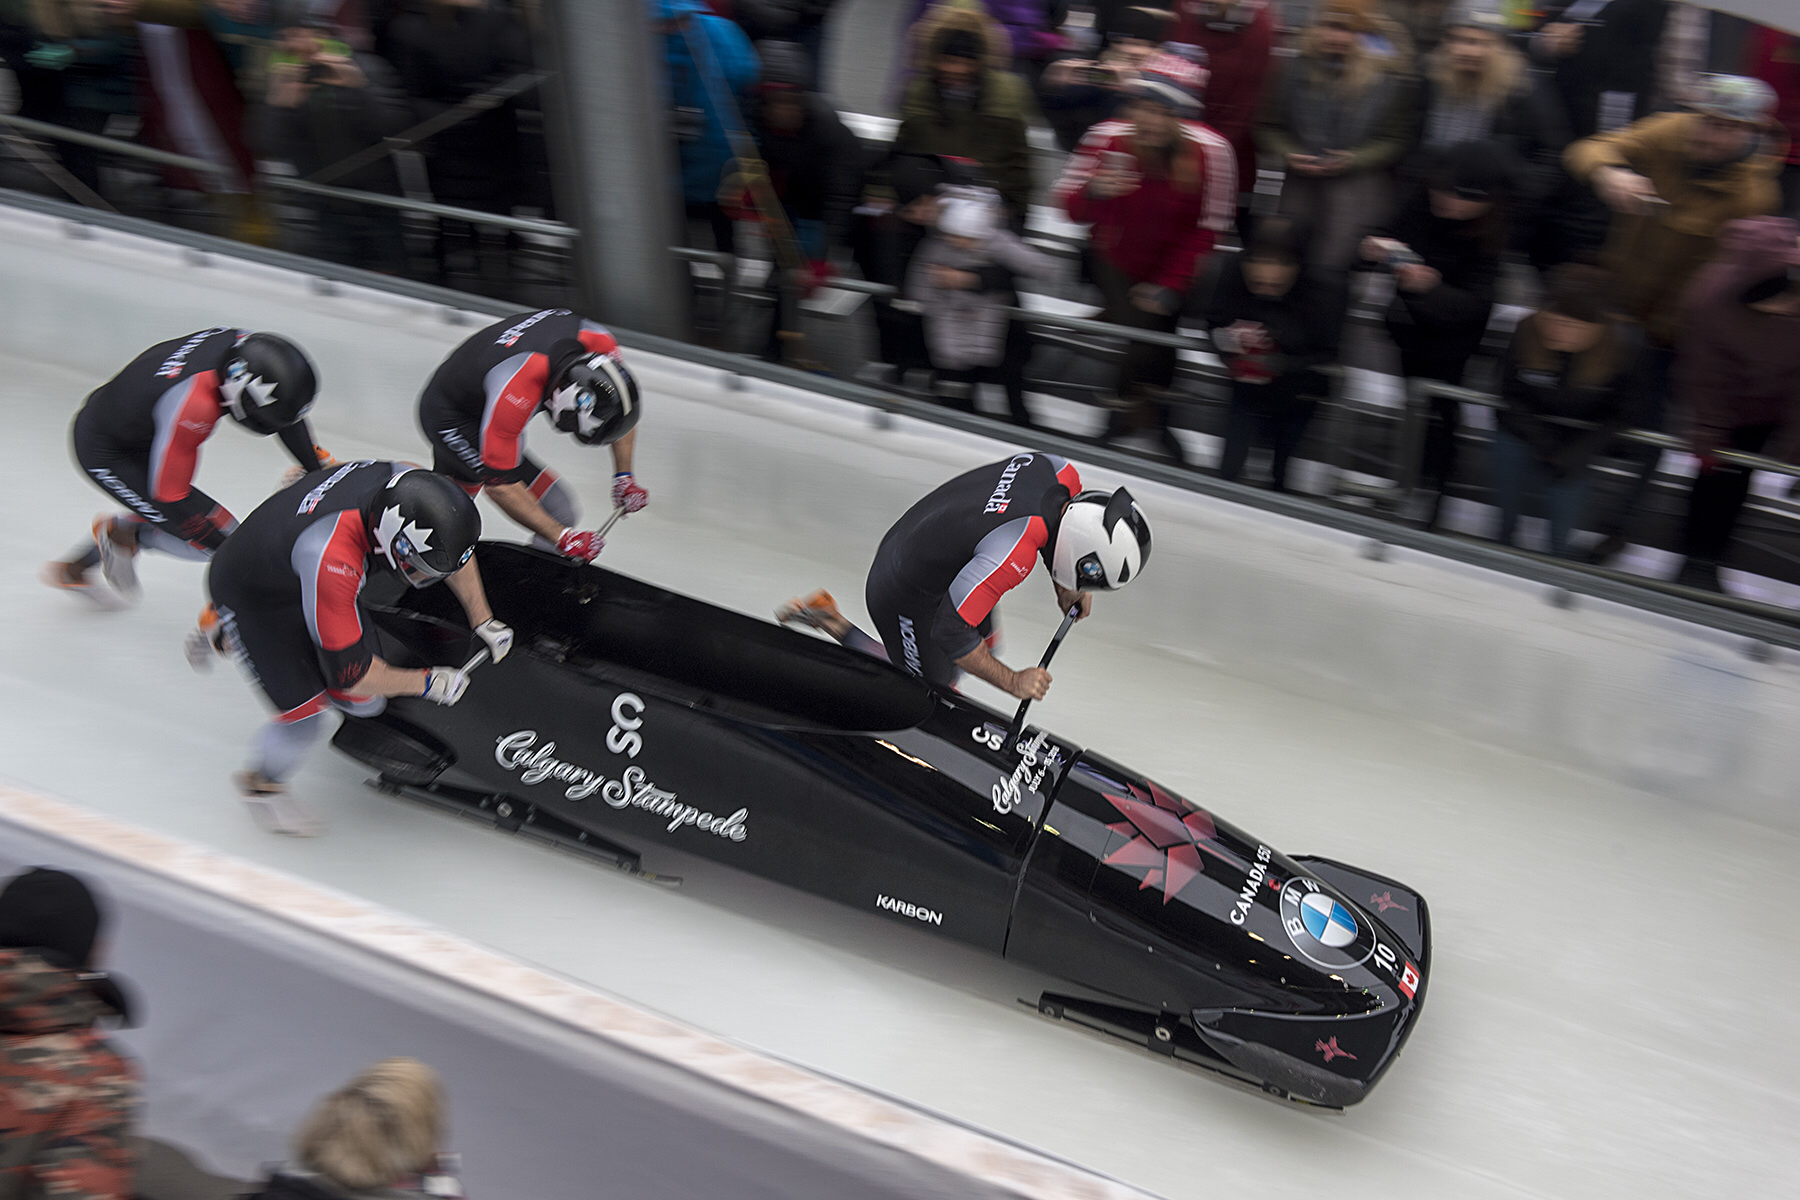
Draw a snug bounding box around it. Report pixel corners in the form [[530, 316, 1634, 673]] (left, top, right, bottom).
[[1280, 877, 1375, 970]]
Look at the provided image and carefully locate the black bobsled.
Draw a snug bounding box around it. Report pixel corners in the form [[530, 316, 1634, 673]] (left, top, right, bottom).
[[335, 543, 1429, 1107]]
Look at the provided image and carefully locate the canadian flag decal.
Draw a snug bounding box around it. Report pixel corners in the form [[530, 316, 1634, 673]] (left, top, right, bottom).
[[1399, 961, 1420, 999]]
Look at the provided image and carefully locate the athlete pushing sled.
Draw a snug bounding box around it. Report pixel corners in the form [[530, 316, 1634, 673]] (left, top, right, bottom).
[[778, 454, 1152, 700]]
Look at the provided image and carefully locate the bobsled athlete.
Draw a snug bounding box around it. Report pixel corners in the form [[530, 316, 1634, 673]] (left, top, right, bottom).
[[41, 328, 332, 604], [207, 461, 512, 836], [418, 308, 645, 564], [779, 454, 1151, 700]]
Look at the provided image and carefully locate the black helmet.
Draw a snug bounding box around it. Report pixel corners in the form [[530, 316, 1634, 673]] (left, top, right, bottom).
[[365, 469, 480, 589], [542, 339, 641, 446], [219, 332, 318, 434]]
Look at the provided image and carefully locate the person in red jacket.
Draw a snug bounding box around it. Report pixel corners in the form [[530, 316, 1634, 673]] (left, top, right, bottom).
[[1745, 25, 1800, 220], [1052, 51, 1236, 460], [1169, 0, 1273, 225]]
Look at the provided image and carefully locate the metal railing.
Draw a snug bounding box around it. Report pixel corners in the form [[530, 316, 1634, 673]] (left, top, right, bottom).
[[13, 113, 1800, 627], [9, 182, 1800, 654], [0, 112, 579, 239]]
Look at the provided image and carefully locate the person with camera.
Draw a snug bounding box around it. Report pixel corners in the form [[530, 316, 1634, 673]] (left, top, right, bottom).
[[259, 16, 412, 271], [1052, 50, 1236, 461], [1563, 74, 1784, 559], [1037, 5, 1172, 151], [1359, 139, 1509, 523]]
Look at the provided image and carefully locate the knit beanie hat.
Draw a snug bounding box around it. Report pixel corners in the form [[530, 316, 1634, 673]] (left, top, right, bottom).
[[1124, 49, 1207, 115], [0, 868, 100, 969], [1687, 74, 1777, 126], [938, 188, 1001, 239], [1313, 0, 1375, 32], [1440, 0, 1508, 32]]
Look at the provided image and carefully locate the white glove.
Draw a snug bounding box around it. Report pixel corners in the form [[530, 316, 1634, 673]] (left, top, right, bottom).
[[474, 618, 513, 663], [422, 666, 470, 706]]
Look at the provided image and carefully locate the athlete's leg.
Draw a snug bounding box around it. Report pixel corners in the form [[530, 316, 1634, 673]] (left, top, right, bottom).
[[776, 590, 889, 661], [523, 458, 578, 551], [865, 567, 961, 687]]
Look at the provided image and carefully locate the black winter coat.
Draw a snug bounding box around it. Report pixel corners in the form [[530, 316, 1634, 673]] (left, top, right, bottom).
[[1405, 74, 1571, 209], [387, 6, 533, 210], [753, 95, 864, 242], [1495, 316, 1643, 473], [256, 53, 413, 196], [1375, 191, 1501, 361], [1534, 0, 1669, 141], [1204, 264, 1347, 412]]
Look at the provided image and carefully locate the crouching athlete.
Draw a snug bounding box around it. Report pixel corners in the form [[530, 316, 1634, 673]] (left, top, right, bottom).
[[208, 461, 513, 836], [43, 328, 331, 603], [780, 454, 1152, 700], [419, 308, 645, 564]]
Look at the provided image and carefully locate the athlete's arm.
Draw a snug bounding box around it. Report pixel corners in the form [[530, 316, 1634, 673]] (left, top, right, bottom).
[[954, 642, 1051, 701], [1054, 583, 1091, 620], [609, 427, 636, 475], [346, 658, 437, 698], [275, 419, 327, 471], [485, 480, 567, 544], [444, 556, 494, 627]]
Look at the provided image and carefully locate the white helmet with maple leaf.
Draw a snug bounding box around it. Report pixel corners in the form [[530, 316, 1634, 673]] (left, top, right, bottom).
[[219, 332, 318, 435], [366, 469, 480, 589]]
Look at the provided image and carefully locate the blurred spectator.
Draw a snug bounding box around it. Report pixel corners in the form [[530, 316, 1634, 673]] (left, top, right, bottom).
[[1382, 0, 1447, 59], [257, 16, 411, 272], [906, 185, 1055, 424], [1564, 74, 1783, 558], [1038, 4, 1170, 151], [1491, 263, 1640, 557], [1205, 214, 1346, 490], [732, 0, 832, 87], [0, 867, 138, 1200], [387, 0, 531, 219], [1745, 25, 1800, 219], [651, 0, 759, 254], [1530, 0, 1669, 141], [749, 40, 859, 263], [904, 0, 1064, 82], [852, 151, 960, 379], [133, 3, 263, 235], [1406, 2, 1566, 246], [247, 1058, 456, 1200], [1169, 0, 1274, 221], [1360, 140, 1507, 516], [6, 0, 139, 195], [896, 0, 1034, 223], [1256, 0, 1417, 270], [1671, 216, 1800, 591], [1053, 50, 1235, 459]]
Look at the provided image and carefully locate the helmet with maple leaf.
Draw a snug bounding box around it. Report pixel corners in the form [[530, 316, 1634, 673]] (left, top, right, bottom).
[[220, 332, 318, 435], [365, 469, 479, 589]]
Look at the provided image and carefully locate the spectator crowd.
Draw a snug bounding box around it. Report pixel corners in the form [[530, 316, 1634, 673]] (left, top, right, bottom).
[[2, 0, 1799, 586]]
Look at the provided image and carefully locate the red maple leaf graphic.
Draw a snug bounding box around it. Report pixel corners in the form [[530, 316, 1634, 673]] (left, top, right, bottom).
[[1102, 781, 1233, 905], [1315, 1036, 1357, 1063]]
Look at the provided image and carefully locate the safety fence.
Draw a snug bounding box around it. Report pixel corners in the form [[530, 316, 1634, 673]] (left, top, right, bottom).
[[6, 111, 1800, 637]]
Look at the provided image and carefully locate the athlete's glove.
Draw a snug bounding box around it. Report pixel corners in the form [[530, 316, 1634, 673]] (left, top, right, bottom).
[[422, 666, 471, 706], [612, 472, 649, 514], [474, 618, 514, 663], [555, 527, 605, 563]]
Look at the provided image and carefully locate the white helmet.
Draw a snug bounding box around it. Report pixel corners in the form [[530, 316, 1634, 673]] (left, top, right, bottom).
[[1053, 488, 1152, 591]]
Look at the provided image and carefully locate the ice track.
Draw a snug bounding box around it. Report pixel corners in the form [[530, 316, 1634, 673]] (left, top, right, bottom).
[[2, 249, 1797, 1198]]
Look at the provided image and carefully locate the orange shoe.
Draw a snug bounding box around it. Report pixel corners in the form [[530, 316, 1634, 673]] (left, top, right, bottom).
[[775, 589, 840, 632], [184, 603, 228, 672], [39, 559, 118, 608], [91, 515, 140, 601]]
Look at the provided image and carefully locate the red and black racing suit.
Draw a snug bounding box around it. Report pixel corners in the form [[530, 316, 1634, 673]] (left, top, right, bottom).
[[416, 309, 619, 517], [206, 460, 408, 723], [866, 453, 1082, 687], [72, 327, 323, 555]]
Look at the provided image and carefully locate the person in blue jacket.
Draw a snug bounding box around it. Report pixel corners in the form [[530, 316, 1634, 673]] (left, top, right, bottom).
[[651, 0, 761, 253]]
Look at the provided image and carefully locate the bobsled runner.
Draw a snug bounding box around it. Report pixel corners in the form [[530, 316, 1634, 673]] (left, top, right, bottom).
[[334, 543, 1430, 1107]]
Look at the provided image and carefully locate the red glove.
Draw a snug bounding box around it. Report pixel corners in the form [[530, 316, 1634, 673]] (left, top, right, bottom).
[[612, 472, 649, 514], [803, 259, 835, 298], [555, 528, 605, 562]]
